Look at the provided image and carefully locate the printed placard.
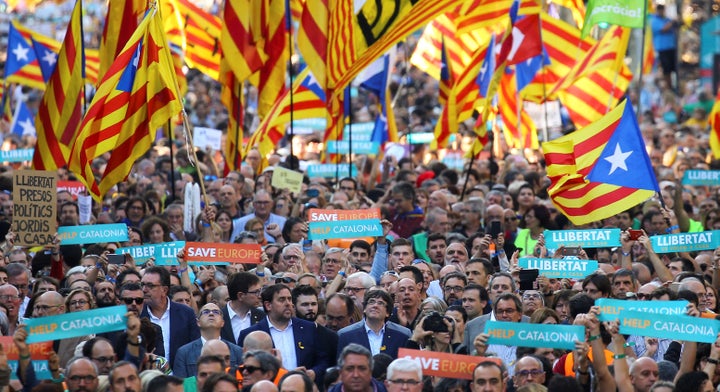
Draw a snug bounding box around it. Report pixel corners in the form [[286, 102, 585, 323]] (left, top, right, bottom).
[[116, 244, 157, 263], [518, 258, 598, 279], [544, 229, 621, 249], [0, 149, 33, 162], [193, 127, 222, 150], [397, 348, 501, 380], [78, 194, 92, 224], [153, 241, 185, 265], [326, 140, 379, 155], [271, 167, 303, 194], [13, 170, 57, 247], [307, 208, 382, 240], [306, 164, 358, 178], [596, 298, 689, 322], [342, 122, 375, 141], [618, 309, 720, 343], [650, 231, 720, 253], [682, 170, 720, 186], [57, 181, 85, 198], [484, 321, 584, 350], [25, 306, 127, 344], [184, 242, 262, 264], [58, 223, 129, 245], [0, 337, 52, 379]]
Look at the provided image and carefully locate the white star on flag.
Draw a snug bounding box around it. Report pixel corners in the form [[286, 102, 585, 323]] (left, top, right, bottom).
[[12, 44, 29, 62], [41, 50, 57, 67], [604, 143, 632, 175], [19, 118, 35, 136]]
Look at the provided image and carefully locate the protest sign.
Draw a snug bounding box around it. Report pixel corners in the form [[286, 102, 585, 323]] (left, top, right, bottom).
[[58, 223, 129, 245], [397, 348, 501, 380], [0, 149, 33, 162], [544, 229, 621, 249], [682, 170, 720, 186], [153, 241, 185, 265], [0, 337, 52, 379], [184, 242, 262, 264], [306, 164, 358, 178], [25, 306, 127, 343], [618, 309, 720, 343], [326, 140, 379, 155], [13, 170, 56, 247], [193, 127, 222, 150], [117, 244, 157, 263], [650, 231, 720, 253], [78, 194, 92, 224], [596, 298, 689, 322], [308, 209, 382, 240], [518, 258, 598, 279], [484, 321, 584, 350], [57, 181, 85, 198], [271, 167, 303, 194]]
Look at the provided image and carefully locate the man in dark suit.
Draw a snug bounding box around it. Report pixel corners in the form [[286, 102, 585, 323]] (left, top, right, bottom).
[[223, 272, 265, 344], [239, 284, 330, 384], [173, 303, 243, 377], [337, 289, 411, 359], [140, 266, 200, 366], [292, 284, 338, 367]]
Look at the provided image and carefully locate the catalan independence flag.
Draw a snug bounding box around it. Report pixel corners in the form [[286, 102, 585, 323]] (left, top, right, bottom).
[[5, 22, 44, 90], [68, 6, 183, 201], [99, 0, 145, 82], [32, 0, 85, 171], [542, 99, 659, 225]]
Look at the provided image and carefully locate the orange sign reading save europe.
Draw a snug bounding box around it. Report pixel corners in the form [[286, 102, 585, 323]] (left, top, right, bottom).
[[397, 348, 502, 380], [184, 242, 262, 264], [0, 337, 52, 360]]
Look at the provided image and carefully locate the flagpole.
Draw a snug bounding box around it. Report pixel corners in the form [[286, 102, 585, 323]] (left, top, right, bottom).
[[168, 120, 176, 201], [460, 149, 475, 201], [285, 5, 295, 171], [347, 89, 353, 183], [637, 0, 649, 117], [538, 14, 549, 143], [233, 81, 243, 173]]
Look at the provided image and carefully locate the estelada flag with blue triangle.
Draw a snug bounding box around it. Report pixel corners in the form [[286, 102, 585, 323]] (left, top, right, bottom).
[[31, 37, 58, 83], [10, 99, 35, 137], [542, 99, 659, 225]]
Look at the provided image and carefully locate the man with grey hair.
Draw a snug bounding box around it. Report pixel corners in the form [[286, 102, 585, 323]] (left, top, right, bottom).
[[280, 243, 305, 273], [321, 247, 346, 281], [65, 357, 99, 392], [232, 189, 287, 243], [0, 284, 20, 335], [344, 272, 375, 312], [385, 358, 423, 392], [6, 263, 29, 316], [108, 361, 141, 392], [512, 355, 545, 388], [330, 344, 384, 392]]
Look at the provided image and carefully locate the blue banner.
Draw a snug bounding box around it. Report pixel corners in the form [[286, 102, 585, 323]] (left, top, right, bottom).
[[58, 223, 129, 245], [116, 244, 156, 263], [308, 219, 382, 240], [9, 360, 50, 380], [154, 241, 185, 265], [342, 122, 375, 141], [682, 170, 720, 186], [650, 231, 720, 253], [306, 164, 358, 178], [596, 298, 689, 322], [484, 321, 584, 350], [618, 309, 720, 343], [0, 149, 33, 162], [544, 229, 621, 249], [326, 140, 380, 155], [25, 306, 127, 343], [518, 258, 598, 279]]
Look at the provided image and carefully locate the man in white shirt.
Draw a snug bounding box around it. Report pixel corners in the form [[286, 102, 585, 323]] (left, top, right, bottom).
[[221, 272, 265, 344]]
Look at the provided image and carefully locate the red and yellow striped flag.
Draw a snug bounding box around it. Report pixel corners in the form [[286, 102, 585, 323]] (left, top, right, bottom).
[[221, 0, 267, 82], [709, 89, 720, 158], [32, 0, 84, 171], [220, 58, 244, 173], [255, 0, 289, 118], [99, 0, 145, 82], [68, 5, 183, 201], [176, 0, 222, 80], [498, 72, 538, 149], [297, 0, 327, 87]]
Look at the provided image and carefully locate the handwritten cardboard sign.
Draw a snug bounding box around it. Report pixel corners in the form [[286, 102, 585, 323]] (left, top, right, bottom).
[[13, 170, 56, 247], [271, 167, 303, 194]]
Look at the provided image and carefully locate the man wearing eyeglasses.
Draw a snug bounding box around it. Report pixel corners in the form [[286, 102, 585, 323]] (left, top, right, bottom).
[[0, 284, 21, 335], [222, 272, 265, 345], [65, 357, 99, 392], [140, 266, 200, 366], [174, 303, 243, 378], [512, 356, 545, 389], [385, 358, 423, 392]]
